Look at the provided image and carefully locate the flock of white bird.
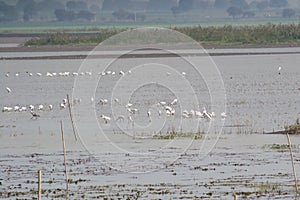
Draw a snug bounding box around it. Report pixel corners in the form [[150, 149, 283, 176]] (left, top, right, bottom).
[[1, 96, 73, 119], [3, 70, 226, 123], [4, 70, 132, 78], [98, 97, 226, 126]]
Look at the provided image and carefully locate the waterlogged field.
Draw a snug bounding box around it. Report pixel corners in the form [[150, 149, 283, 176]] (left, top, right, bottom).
[[0, 49, 300, 199]]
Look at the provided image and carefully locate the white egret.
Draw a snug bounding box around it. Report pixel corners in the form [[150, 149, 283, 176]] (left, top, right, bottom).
[[202, 107, 212, 120], [38, 105, 44, 111], [182, 113, 190, 118], [165, 106, 173, 112], [2, 107, 13, 112], [114, 98, 120, 104], [29, 105, 34, 110], [14, 106, 20, 112], [278, 66, 282, 75], [221, 112, 227, 118], [126, 103, 133, 108], [30, 111, 40, 119], [170, 98, 178, 105], [119, 71, 125, 76], [128, 115, 134, 126], [99, 99, 108, 105], [159, 101, 167, 106], [101, 115, 111, 124], [116, 115, 125, 122], [158, 110, 162, 116], [6, 87, 11, 93], [195, 111, 203, 118], [147, 110, 151, 121]]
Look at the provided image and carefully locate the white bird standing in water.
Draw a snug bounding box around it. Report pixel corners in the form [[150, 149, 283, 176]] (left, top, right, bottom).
[[221, 112, 227, 118], [170, 98, 178, 105], [6, 87, 11, 93], [147, 110, 151, 122], [38, 105, 44, 111], [30, 111, 40, 119], [101, 115, 111, 124], [202, 107, 212, 120], [278, 66, 282, 75]]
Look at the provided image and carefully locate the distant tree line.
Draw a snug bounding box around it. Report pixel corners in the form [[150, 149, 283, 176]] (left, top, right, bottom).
[[0, 0, 297, 23]]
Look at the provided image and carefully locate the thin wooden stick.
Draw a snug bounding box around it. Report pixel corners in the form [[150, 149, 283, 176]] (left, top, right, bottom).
[[61, 120, 69, 198], [38, 170, 42, 200], [67, 94, 77, 141], [286, 133, 298, 196]]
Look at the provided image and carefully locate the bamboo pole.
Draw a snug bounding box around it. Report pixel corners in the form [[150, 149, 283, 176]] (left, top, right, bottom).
[[38, 170, 42, 200], [286, 133, 298, 196], [67, 94, 77, 141], [61, 120, 69, 198]]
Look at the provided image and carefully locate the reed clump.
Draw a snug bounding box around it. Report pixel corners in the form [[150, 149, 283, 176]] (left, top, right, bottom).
[[284, 118, 300, 134]]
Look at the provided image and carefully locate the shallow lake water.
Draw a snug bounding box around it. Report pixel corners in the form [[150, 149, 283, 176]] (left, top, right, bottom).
[[0, 49, 300, 199]]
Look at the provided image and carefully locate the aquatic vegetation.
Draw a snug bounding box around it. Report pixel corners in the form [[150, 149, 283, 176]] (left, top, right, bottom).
[[152, 131, 204, 139], [264, 144, 297, 150], [284, 118, 300, 134], [254, 182, 282, 194]]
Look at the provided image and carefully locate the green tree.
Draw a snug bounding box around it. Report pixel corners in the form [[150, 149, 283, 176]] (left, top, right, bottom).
[[0, 2, 19, 22], [23, 1, 38, 21], [148, 0, 174, 10], [178, 0, 194, 11], [227, 6, 243, 18], [102, 0, 132, 11], [112, 9, 134, 20], [193, 0, 209, 10], [230, 0, 249, 9], [214, 0, 229, 9], [171, 6, 180, 17], [269, 0, 288, 8], [256, 0, 269, 10], [282, 8, 295, 18], [16, 0, 35, 11], [66, 1, 88, 11], [77, 10, 95, 21], [37, 0, 63, 12]]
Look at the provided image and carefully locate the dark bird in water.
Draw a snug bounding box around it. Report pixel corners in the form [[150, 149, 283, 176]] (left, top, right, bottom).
[[30, 111, 40, 119]]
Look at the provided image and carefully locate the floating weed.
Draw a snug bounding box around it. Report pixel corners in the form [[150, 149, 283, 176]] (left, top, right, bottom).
[[254, 182, 282, 194], [152, 132, 204, 140], [263, 144, 298, 150], [284, 118, 300, 134]]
